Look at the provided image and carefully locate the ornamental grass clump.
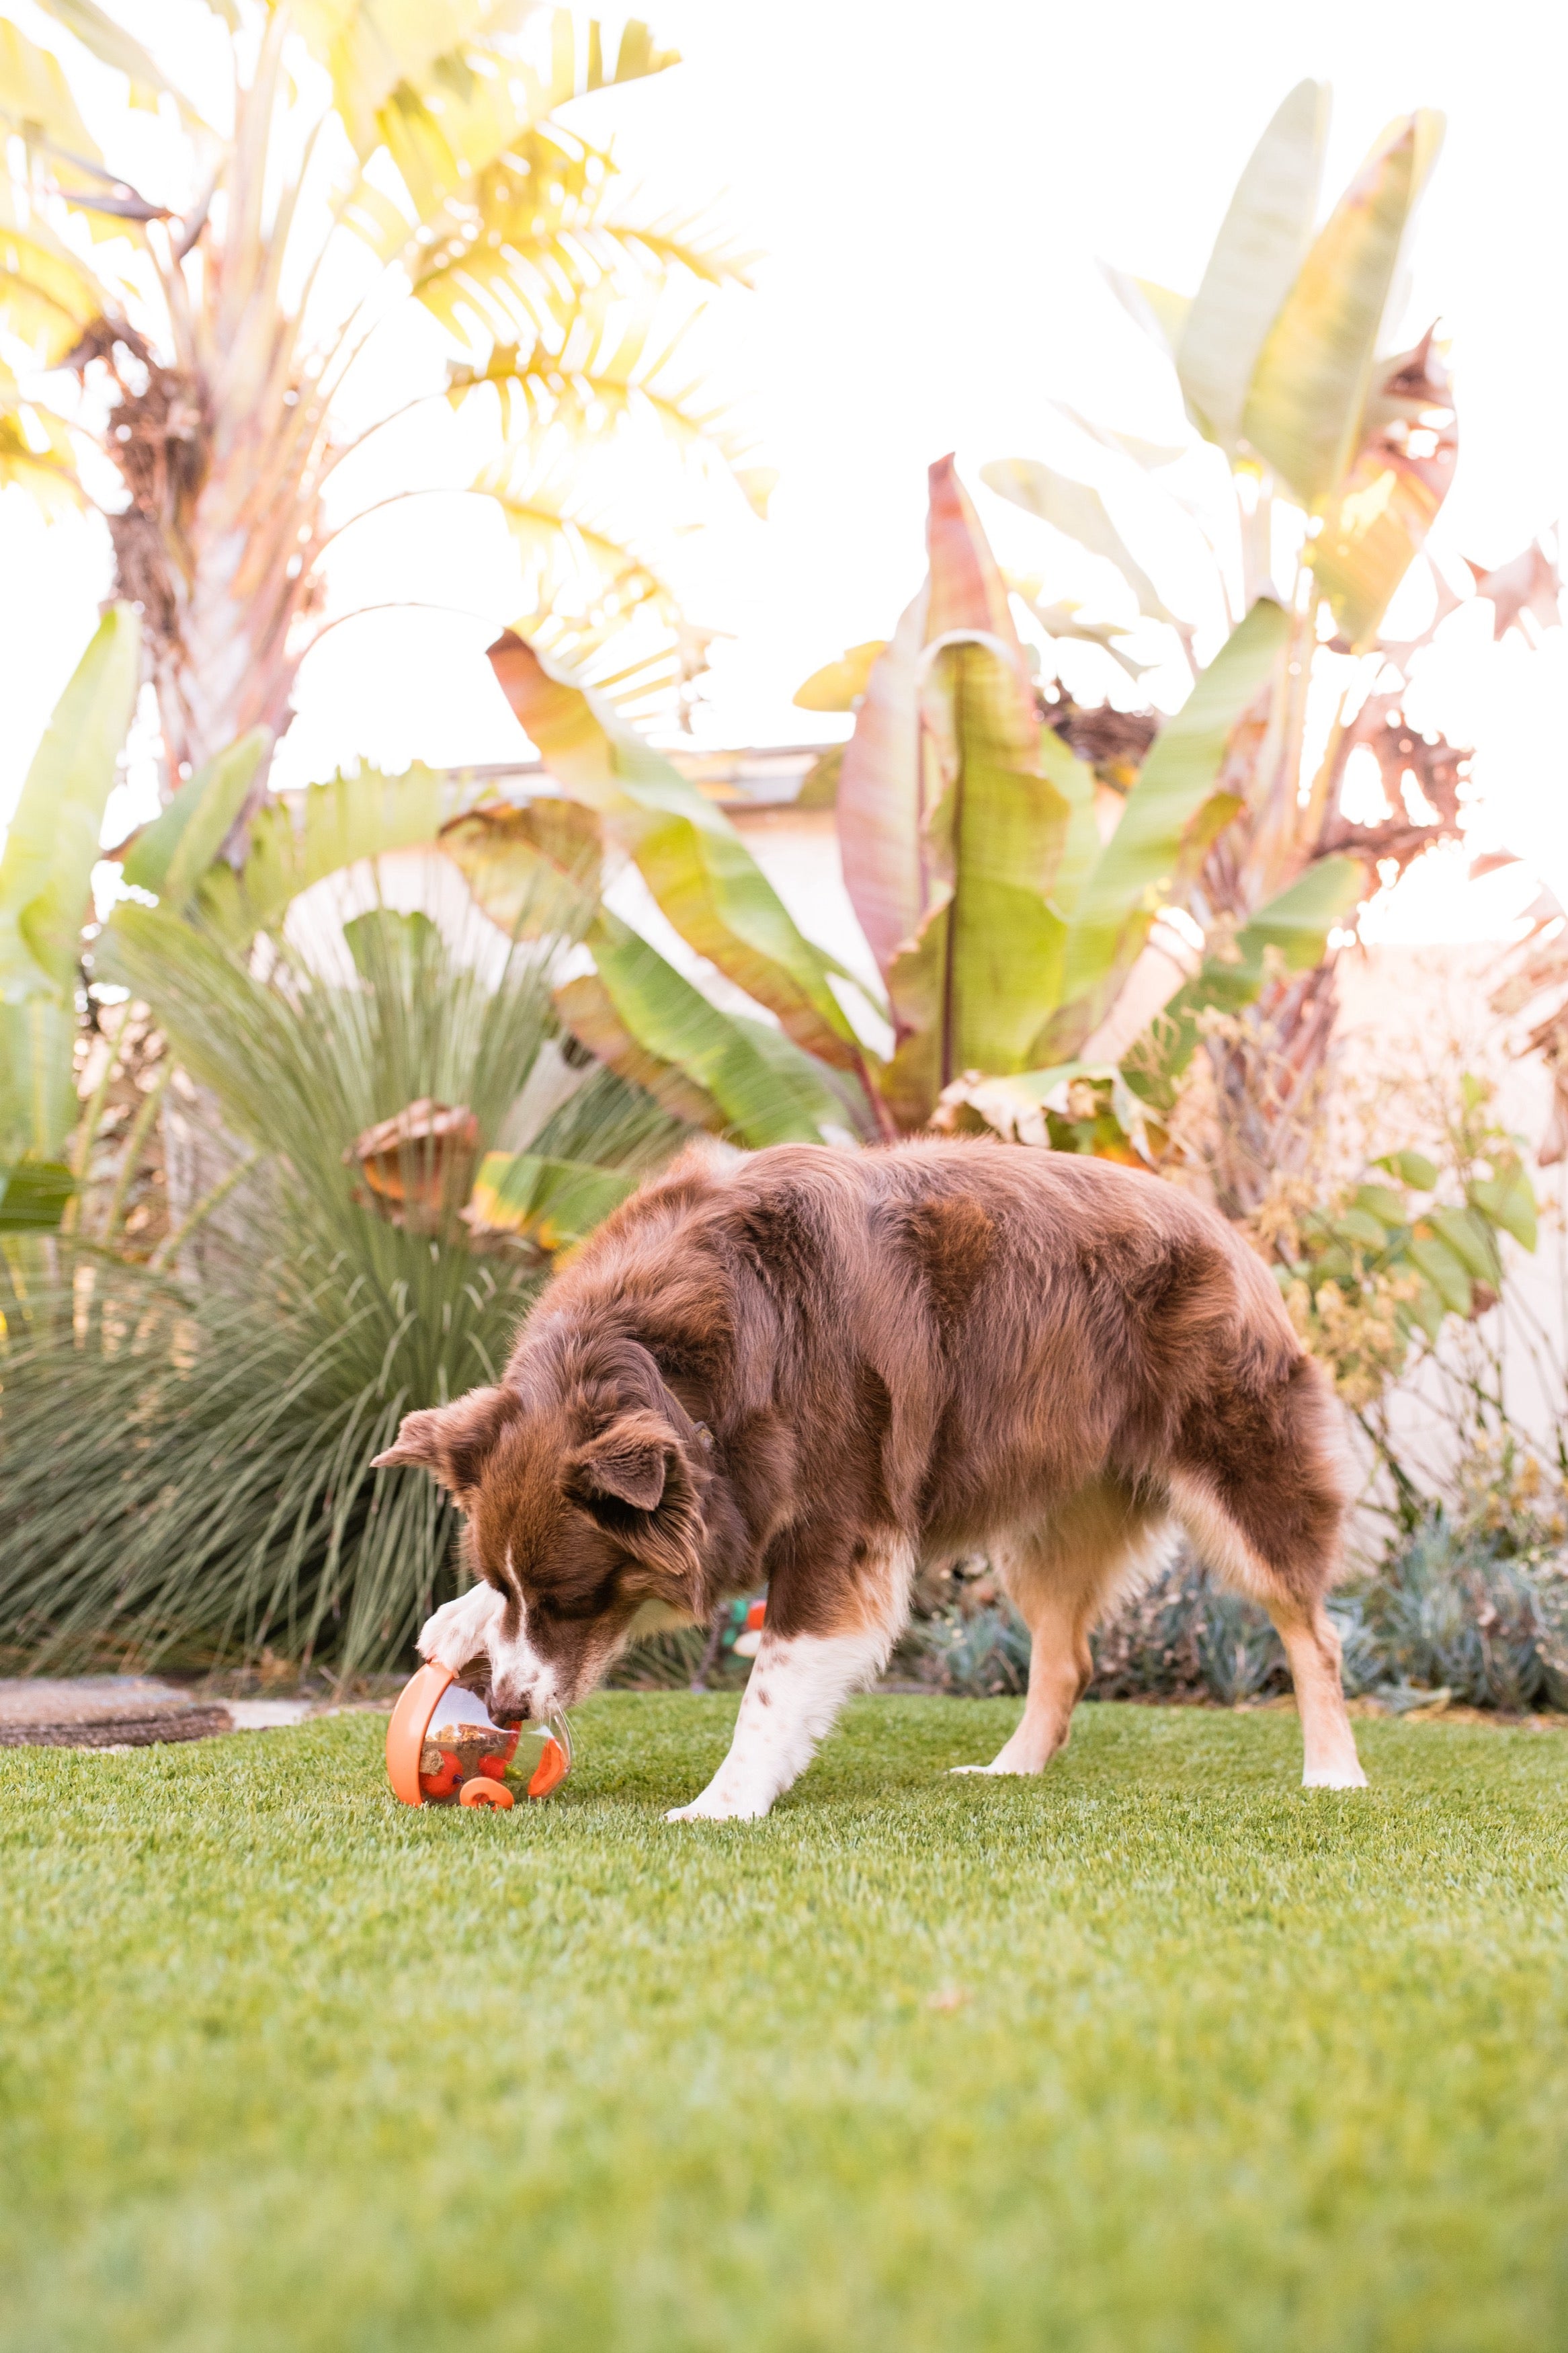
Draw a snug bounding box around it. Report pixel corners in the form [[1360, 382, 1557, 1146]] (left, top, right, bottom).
[[0, 900, 684, 1677]]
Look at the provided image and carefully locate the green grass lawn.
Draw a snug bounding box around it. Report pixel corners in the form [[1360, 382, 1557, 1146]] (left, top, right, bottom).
[[3, 1697, 1565, 2353]]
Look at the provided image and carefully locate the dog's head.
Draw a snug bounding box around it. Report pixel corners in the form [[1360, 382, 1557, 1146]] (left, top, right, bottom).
[[372, 1343, 714, 1720]]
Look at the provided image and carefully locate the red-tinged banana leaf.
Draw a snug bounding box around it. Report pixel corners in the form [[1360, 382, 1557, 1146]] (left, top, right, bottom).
[[836, 584, 928, 980], [837, 456, 1034, 987], [487, 633, 870, 1074], [832, 593, 931, 988], [1046, 598, 1289, 1062], [878, 634, 1071, 1129], [925, 453, 1029, 651], [466, 1150, 641, 1254], [581, 909, 866, 1148], [1241, 113, 1444, 511]]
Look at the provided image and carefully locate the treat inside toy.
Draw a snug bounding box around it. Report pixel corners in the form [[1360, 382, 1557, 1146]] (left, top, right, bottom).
[[386, 1662, 572, 1808]]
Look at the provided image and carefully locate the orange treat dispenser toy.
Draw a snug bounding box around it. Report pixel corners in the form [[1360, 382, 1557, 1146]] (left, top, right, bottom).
[[386, 1663, 572, 1810]]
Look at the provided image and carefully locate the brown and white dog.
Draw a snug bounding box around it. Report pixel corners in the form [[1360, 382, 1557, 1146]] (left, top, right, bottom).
[[375, 1140, 1366, 1817]]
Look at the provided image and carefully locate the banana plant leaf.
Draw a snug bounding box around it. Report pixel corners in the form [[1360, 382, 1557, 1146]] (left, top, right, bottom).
[[1101, 268, 1192, 359], [552, 969, 726, 1131], [1176, 79, 1329, 454], [1048, 598, 1289, 1058], [1126, 853, 1364, 1106], [792, 642, 887, 712], [1038, 727, 1101, 922], [0, 604, 140, 1174], [835, 585, 929, 980], [583, 908, 862, 1148], [487, 632, 872, 1072], [438, 801, 735, 1135], [980, 457, 1182, 627], [122, 731, 272, 908], [1310, 339, 1457, 650], [837, 456, 1036, 987], [1241, 113, 1444, 510], [879, 634, 1071, 1128], [927, 453, 1028, 643], [440, 798, 603, 939], [466, 1149, 640, 1255], [0, 604, 140, 1005]]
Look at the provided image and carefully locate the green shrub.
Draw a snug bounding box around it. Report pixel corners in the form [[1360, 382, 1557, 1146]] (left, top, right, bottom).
[[900, 1516, 1568, 1716], [0, 909, 682, 1677]]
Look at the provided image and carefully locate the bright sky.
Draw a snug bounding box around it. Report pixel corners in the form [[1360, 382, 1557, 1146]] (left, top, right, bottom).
[[1, 0, 1564, 943]]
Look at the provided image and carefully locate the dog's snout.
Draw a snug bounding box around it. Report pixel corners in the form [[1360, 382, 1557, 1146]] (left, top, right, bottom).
[[489, 1678, 533, 1726]]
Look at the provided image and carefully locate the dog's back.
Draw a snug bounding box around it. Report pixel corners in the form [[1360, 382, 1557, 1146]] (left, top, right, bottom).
[[517, 1138, 1329, 1570]]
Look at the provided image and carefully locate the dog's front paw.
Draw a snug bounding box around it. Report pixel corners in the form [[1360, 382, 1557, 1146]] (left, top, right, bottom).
[[1302, 1762, 1369, 1790], [663, 1790, 770, 1823], [417, 1582, 503, 1671]]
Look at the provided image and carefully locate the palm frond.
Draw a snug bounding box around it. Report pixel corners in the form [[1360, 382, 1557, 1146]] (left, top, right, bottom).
[[480, 447, 680, 636], [445, 285, 758, 489]]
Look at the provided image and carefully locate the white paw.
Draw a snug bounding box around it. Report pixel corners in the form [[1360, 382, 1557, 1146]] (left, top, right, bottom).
[[663, 1793, 771, 1823], [417, 1582, 503, 1671], [949, 1757, 1040, 1777], [1302, 1762, 1369, 1790]]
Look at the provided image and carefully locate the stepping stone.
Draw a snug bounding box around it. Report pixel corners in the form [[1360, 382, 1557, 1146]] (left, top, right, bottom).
[[0, 1677, 234, 1749]]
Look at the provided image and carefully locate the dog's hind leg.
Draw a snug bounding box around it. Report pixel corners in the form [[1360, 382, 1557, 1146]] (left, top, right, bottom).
[[952, 1484, 1166, 1776], [1169, 1355, 1366, 1791], [665, 1538, 915, 1823]]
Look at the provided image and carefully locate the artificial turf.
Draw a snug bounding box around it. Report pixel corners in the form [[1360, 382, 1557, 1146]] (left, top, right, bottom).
[[1, 1696, 1565, 2353]]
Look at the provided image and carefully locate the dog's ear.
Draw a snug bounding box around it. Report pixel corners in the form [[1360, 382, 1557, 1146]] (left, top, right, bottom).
[[569, 1409, 673, 1513], [372, 1386, 513, 1499]]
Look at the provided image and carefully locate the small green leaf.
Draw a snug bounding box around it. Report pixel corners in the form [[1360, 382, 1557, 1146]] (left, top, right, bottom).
[[1376, 1148, 1439, 1191], [1406, 1275, 1445, 1345], [1468, 1160, 1537, 1252], [1353, 1183, 1407, 1229], [1428, 1204, 1502, 1289], [1405, 1233, 1471, 1316]]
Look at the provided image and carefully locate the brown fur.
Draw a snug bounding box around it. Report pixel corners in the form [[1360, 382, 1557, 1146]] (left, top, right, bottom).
[[379, 1140, 1356, 1780]]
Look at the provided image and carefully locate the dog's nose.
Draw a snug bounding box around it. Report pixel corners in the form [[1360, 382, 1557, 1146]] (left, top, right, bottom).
[[489, 1679, 532, 1726]]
